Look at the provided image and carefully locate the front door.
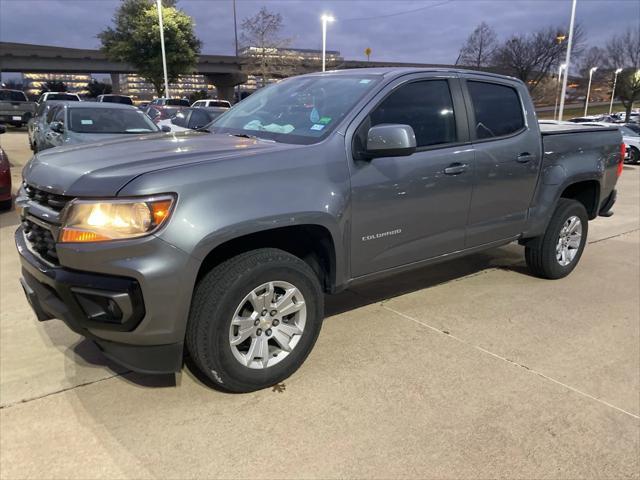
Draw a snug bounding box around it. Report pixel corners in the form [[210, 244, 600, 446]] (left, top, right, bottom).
[[349, 77, 474, 278]]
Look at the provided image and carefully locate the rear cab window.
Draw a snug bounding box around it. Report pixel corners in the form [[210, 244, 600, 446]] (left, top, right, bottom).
[[0, 90, 28, 102], [466, 81, 525, 139]]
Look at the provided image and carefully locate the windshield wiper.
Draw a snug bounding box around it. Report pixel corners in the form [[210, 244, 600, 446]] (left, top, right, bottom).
[[232, 133, 276, 143]]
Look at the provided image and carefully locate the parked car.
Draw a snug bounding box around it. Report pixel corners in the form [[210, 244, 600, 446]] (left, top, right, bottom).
[[192, 99, 231, 109], [137, 102, 149, 110], [620, 124, 640, 164], [157, 107, 227, 132], [0, 124, 11, 211], [0, 89, 36, 127], [149, 98, 190, 107], [27, 100, 66, 151], [16, 68, 623, 392], [36, 102, 160, 151], [143, 105, 185, 123], [37, 92, 81, 104], [96, 94, 133, 105]]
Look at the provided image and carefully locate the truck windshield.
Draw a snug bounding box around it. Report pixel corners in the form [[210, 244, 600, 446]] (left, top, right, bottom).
[[69, 108, 159, 134], [210, 74, 382, 144]]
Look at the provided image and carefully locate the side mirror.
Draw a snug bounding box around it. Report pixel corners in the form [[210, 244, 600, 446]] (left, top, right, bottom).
[[0, 124, 6, 134], [366, 124, 417, 158], [50, 121, 64, 134], [160, 125, 172, 133]]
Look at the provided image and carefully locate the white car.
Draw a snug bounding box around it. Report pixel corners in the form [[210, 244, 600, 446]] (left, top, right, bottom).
[[191, 99, 231, 109], [37, 92, 81, 103], [578, 121, 640, 164], [620, 124, 640, 164]]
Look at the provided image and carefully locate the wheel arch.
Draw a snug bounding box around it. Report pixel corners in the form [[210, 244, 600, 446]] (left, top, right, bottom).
[[195, 223, 339, 294], [559, 179, 601, 220]]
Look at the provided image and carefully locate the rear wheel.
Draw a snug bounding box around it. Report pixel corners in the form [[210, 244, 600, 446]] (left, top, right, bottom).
[[525, 198, 588, 279], [186, 248, 324, 393]]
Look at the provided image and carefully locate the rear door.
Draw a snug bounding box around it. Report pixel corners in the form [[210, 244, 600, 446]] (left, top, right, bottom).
[[461, 76, 542, 246], [347, 73, 475, 277]]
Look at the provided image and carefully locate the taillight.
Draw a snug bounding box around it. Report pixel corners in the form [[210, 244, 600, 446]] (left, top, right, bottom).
[[617, 143, 625, 177]]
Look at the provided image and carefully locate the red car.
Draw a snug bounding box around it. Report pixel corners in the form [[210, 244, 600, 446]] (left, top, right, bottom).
[[0, 124, 12, 211]]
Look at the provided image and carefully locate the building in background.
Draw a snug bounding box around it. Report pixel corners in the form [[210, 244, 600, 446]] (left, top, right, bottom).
[[119, 74, 216, 101], [239, 46, 343, 93], [22, 72, 91, 97]]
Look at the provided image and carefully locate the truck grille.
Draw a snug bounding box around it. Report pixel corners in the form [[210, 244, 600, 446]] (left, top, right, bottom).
[[23, 183, 72, 211], [22, 218, 58, 263]]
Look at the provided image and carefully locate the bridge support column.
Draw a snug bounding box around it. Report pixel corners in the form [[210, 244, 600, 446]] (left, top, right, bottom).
[[205, 72, 247, 104], [110, 73, 121, 94]]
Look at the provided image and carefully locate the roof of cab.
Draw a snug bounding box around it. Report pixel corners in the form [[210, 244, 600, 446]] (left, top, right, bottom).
[[310, 67, 522, 83]]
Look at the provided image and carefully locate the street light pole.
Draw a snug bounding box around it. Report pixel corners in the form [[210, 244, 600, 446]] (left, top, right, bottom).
[[554, 63, 566, 121], [321, 14, 335, 72], [156, 0, 170, 98], [558, 0, 577, 121], [584, 66, 597, 116], [233, 0, 239, 103], [609, 68, 623, 114]]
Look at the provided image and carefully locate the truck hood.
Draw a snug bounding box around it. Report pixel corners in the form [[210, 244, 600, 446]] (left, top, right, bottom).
[[23, 131, 299, 196]]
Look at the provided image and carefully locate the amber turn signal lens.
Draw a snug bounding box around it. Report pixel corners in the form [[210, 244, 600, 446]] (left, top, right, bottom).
[[60, 229, 111, 243], [150, 200, 172, 226]]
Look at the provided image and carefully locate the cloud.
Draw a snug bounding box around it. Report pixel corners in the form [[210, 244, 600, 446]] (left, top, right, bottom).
[[0, 0, 638, 64]]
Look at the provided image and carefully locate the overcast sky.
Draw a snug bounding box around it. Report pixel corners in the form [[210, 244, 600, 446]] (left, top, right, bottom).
[[1, 0, 638, 64]]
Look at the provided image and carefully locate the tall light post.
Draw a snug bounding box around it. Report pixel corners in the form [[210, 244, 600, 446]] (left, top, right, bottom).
[[558, 0, 577, 121], [554, 63, 567, 121], [609, 68, 623, 114], [156, 0, 170, 98], [321, 14, 335, 72], [584, 66, 597, 116]]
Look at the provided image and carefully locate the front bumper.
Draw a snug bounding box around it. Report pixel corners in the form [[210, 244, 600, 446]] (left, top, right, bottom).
[[16, 227, 196, 374]]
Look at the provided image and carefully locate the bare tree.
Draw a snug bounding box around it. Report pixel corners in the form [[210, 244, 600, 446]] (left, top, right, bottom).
[[457, 22, 498, 68], [240, 7, 291, 87], [493, 25, 584, 93], [604, 27, 640, 120]]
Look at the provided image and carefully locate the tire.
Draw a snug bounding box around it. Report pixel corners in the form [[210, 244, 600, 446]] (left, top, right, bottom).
[[0, 198, 12, 212], [186, 248, 324, 393], [525, 198, 588, 279], [628, 147, 640, 165]]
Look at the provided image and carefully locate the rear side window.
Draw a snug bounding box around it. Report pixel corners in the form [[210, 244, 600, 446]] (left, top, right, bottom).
[[369, 80, 457, 148], [467, 81, 524, 139]]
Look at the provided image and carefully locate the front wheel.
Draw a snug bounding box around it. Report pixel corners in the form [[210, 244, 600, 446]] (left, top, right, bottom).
[[628, 147, 639, 165], [186, 248, 324, 393], [525, 198, 588, 279]]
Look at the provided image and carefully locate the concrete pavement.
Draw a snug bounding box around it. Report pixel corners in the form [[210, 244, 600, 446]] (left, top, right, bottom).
[[0, 128, 638, 479]]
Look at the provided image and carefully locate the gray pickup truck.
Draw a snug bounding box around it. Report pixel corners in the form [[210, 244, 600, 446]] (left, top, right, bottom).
[[0, 89, 36, 127], [15, 68, 623, 392]]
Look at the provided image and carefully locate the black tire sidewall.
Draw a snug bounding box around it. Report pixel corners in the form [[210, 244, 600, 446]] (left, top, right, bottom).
[[630, 147, 640, 164], [194, 253, 323, 392], [541, 200, 589, 279]]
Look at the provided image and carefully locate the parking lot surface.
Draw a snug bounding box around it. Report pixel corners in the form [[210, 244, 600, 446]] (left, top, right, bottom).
[[1, 128, 638, 479]]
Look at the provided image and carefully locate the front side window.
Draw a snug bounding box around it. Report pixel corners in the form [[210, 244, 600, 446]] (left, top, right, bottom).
[[188, 109, 211, 129], [367, 80, 457, 148], [210, 74, 382, 144], [467, 81, 524, 139], [68, 108, 158, 133]]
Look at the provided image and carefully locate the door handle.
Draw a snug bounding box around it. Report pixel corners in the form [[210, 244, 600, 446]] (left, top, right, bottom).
[[516, 152, 534, 163], [444, 163, 467, 175]]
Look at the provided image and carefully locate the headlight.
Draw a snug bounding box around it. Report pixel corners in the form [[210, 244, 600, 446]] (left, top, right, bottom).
[[59, 195, 175, 243]]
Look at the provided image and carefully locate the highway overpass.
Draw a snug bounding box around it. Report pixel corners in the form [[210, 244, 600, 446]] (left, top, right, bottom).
[[0, 41, 451, 100]]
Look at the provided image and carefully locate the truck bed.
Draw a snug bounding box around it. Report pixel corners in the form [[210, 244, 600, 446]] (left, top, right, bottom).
[[539, 122, 619, 135]]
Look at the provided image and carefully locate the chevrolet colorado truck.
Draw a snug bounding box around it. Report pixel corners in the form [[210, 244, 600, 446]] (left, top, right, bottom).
[[15, 68, 623, 392]]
